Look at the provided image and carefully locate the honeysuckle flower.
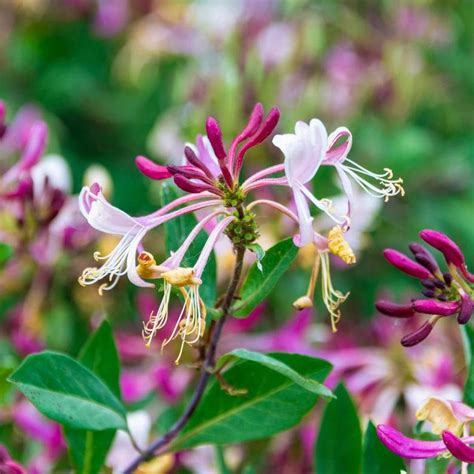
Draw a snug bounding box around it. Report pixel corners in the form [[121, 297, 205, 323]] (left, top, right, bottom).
[[376, 229, 473, 346], [0, 446, 25, 474], [377, 397, 474, 468], [78, 183, 221, 294], [0, 102, 48, 199], [273, 118, 403, 242]]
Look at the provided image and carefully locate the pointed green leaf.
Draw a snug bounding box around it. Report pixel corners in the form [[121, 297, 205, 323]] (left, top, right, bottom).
[[218, 349, 333, 399], [171, 353, 332, 450], [234, 238, 298, 317], [65, 321, 121, 474], [315, 383, 362, 474], [9, 351, 126, 431], [160, 183, 216, 306], [363, 422, 405, 474]]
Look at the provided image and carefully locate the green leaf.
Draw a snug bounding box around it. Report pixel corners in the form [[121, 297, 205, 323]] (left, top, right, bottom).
[[315, 384, 362, 474], [363, 422, 405, 474], [234, 238, 298, 317], [0, 243, 13, 268], [9, 351, 126, 431], [65, 321, 121, 474], [160, 183, 217, 306], [461, 324, 474, 406], [171, 353, 332, 450], [217, 349, 333, 399]]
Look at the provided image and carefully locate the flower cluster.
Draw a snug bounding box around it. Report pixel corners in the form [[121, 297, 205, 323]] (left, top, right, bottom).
[[376, 230, 473, 346], [79, 104, 404, 361]]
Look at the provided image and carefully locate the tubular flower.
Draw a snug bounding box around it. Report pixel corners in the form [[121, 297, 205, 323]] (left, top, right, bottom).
[[377, 397, 474, 466], [376, 229, 473, 346], [0, 101, 47, 199], [79, 103, 402, 351]]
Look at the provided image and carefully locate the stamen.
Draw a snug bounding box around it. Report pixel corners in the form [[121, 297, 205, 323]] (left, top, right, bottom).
[[340, 161, 405, 202], [320, 252, 349, 332], [293, 250, 320, 310], [327, 225, 356, 265], [142, 283, 172, 347]]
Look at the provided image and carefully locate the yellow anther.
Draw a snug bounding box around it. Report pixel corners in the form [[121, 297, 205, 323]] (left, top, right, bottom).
[[136, 251, 168, 279], [328, 225, 356, 265], [162, 267, 202, 287], [292, 296, 313, 310]]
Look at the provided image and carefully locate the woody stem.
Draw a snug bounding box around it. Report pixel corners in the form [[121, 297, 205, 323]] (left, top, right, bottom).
[[123, 245, 246, 472]]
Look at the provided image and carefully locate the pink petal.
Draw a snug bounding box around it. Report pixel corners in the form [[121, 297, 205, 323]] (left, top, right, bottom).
[[135, 155, 172, 180], [376, 424, 447, 459], [442, 431, 474, 463]]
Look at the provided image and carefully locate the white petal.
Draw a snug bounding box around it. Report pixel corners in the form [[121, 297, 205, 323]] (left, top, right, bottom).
[[83, 190, 141, 235], [293, 186, 314, 247]]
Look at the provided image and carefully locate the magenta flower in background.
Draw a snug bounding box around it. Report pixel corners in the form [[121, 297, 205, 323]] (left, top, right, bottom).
[[0, 446, 25, 474], [377, 229, 474, 346], [377, 397, 474, 469]]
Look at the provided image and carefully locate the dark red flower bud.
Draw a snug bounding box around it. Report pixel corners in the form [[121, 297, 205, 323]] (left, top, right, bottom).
[[205, 117, 227, 161], [383, 249, 432, 279], [135, 156, 172, 180], [457, 293, 473, 324], [401, 321, 434, 347], [184, 146, 214, 179], [375, 300, 415, 318], [173, 175, 214, 194], [420, 229, 465, 267], [412, 299, 460, 316]]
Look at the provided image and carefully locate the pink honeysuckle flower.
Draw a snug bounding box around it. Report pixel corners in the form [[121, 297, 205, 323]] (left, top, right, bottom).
[[377, 397, 474, 466], [78, 183, 222, 293], [81, 103, 402, 351], [273, 119, 403, 241], [0, 445, 25, 474], [319, 314, 462, 424], [94, 0, 129, 37], [12, 399, 65, 464], [376, 229, 473, 346]]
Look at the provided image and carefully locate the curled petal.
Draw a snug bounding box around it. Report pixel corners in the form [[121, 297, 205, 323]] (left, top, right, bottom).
[[412, 299, 460, 316], [135, 155, 172, 180], [324, 127, 352, 164], [442, 431, 474, 463], [458, 292, 473, 324], [420, 229, 465, 267], [383, 249, 432, 279], [401, 320, 434, 347], [375, 300, 415, 318], [376, 424, 447, 459]]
